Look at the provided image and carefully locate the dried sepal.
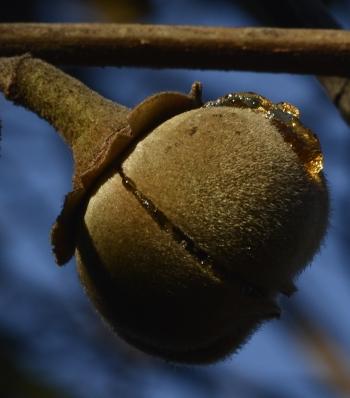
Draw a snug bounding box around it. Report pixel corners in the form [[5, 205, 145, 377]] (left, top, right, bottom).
[[53, 86, 202, 264]]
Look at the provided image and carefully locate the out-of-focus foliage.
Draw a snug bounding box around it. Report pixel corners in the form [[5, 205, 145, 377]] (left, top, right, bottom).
[[0, 334, 70, 398], [88, 0, 151, 22]]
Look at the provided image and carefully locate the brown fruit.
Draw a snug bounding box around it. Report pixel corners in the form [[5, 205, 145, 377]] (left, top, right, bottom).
[[76, 92, 328, 364], [0, 56, 329, 363]]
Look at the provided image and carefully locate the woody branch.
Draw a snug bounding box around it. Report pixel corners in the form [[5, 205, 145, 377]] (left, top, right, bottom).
[[0, 23, 350, 76]]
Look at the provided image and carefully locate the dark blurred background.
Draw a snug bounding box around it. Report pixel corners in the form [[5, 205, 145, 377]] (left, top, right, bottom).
[[1, 1, 350, 397]]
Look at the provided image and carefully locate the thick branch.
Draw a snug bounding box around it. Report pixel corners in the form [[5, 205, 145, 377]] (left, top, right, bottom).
[[0, 54, 130, 184], [0, 55, 128, 145], [1, 23, 350, 76]]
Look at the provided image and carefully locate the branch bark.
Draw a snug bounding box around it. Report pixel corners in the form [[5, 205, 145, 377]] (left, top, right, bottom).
[[1, 23, 350, 76]]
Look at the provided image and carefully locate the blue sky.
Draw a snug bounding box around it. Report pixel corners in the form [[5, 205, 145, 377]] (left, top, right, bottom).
[[1, 1, 350, 397]]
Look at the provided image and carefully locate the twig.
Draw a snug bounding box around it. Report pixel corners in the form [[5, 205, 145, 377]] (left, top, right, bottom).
[[1, 23, 350, 76], [285, 304, 350, 397], [276, 0, 350, 126]]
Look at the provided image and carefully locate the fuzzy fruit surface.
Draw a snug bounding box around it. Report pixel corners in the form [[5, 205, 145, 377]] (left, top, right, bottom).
[[76, 106, 328, 363]]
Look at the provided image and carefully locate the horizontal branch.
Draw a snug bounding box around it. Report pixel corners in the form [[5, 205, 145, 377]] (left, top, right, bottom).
[[1, 23, 350, 75]]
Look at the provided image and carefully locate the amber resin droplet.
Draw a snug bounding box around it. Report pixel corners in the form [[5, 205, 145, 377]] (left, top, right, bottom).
[[204, 92, 323, 179]]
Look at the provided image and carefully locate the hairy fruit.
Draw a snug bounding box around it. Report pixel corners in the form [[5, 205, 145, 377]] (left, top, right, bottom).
[[75, 91, 328, 364]]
